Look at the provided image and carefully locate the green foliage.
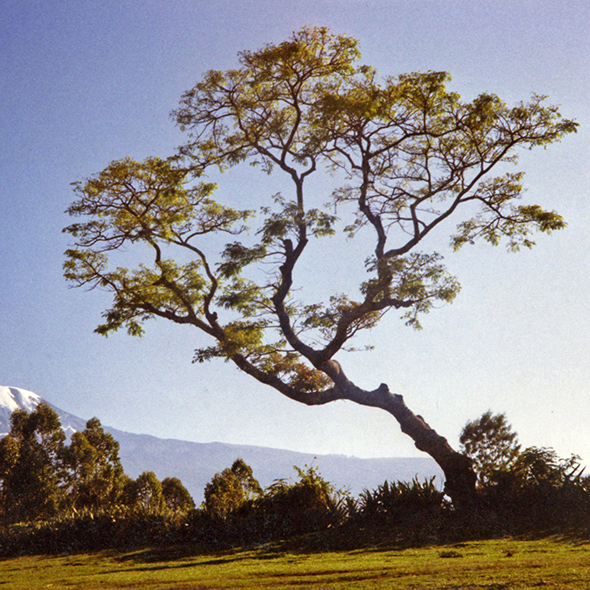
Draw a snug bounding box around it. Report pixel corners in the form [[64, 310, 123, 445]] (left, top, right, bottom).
[[481, 446, 590, 530], [196, 461, 346, 545], [64, 417, 126, 511], [507, 446, 585, 489], [63, 156, 250, 338], [162, 477, 195, 513], [459, 411, 521, 485], [460, 412, 590, 532], [0, 404, 66, 523], [0, 435, 19, 479], [0, 510, 184, 556], [362, 252, 461, 329], [2, 446, 590, 558], [203, 459, 262, 519], [0, 407, 194, 528], [129, 471, 165, 515], [256, 465, 347, 537], [356, 478, 445, 524]]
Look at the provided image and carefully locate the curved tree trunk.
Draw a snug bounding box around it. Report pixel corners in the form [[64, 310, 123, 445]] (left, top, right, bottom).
[[336, 380, 477, 508], [233, 353, 477, 508], [383, 391, 477, 507]]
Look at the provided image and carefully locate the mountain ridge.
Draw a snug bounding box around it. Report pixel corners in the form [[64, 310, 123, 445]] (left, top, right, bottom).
[[0, 386, 443, 500]]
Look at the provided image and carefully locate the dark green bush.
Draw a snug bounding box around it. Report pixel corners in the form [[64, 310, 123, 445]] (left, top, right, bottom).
[[254, 465, 347, 538], [356, 477, 445, 525], [4, 448, 590, 557], [479, 447, 590, 531], [184, 464, 347, 546], [0, 508, 192, 556]]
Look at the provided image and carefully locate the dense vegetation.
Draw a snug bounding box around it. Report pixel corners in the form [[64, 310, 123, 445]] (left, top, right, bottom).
[[0, 406, 589, 557], [0, 403, 195, 525]]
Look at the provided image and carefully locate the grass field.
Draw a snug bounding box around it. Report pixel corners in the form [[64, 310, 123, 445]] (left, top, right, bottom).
[[1, 537, 590, 589]]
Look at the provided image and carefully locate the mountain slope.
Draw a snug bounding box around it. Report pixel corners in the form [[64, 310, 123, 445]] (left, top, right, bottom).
[[0, 386, 443, 500]]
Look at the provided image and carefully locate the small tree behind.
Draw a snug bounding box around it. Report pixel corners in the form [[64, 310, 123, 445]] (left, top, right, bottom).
[[460, 411, 521, 485], [162, 477, 195, 513], [133, 471, 165, 514], [203, 458, 262, 519]]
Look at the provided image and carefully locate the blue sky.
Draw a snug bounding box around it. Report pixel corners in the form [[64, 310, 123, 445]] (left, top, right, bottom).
[[1, 0, 589, 463]]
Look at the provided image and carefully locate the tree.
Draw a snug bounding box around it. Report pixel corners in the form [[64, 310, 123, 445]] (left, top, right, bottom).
[[63, 26, 577, 506], [203, 459, 262, 519], [133, 470, 165, 514], [64, 417, 126, 511], [460, 411, 521, 485], [162, 477, 195, 513], [0, 403, 66, 523], [0, 435, 20, 520]]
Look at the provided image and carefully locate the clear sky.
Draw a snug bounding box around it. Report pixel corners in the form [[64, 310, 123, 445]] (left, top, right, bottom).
[[1, 0, 589, 464]]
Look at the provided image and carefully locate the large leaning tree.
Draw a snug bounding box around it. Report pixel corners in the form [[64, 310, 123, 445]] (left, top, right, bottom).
[[64, 27, 577, 507]]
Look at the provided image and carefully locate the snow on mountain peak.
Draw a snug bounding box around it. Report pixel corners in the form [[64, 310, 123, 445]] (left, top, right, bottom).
[[0, 386, 87, 439], [0, 386, 46, 436], [0, 386, 42, 413]]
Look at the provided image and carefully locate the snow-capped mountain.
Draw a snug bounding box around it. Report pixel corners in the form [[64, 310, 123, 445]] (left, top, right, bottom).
[[0, 386, 40, 415], [0, 385, 87, 439], [0, 385, 443, 500]]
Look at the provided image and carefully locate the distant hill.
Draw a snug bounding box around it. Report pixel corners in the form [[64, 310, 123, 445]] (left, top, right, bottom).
[[0, 386, 443, 501]]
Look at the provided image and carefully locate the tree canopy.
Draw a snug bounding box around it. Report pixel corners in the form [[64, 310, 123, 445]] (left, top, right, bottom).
[[204, 458, 262, 519], [64, 26, 577, 505], [64, 416, 126, 511], [460, 411, 521, 486], [0, 403, 65, 522]]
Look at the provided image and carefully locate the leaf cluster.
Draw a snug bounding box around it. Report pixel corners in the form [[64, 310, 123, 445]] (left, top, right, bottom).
[[460, 411, 521, 485]]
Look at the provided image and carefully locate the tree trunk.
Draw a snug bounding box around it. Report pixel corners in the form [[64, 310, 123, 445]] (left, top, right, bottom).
[[381, 389, 476, 508], [234, 354, 477, 508], [337, 378, 477, 508]]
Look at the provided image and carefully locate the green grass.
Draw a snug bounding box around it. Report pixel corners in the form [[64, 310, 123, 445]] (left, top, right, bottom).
[[1, 537, 590, 589]]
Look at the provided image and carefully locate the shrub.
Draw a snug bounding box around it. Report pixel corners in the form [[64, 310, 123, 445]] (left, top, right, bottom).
[[0, 509, 186, 556], [481, 447, 590, 531], [255, 465, 347, 538], [356, 477, 445, 525], [188, 464, 348, 545]]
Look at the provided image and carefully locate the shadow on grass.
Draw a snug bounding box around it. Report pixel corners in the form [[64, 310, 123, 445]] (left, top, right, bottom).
[[113, 523, 590, 568], [522, 528, 590, 546], [113, 526, 436, 567], [116, 543, 287, 566]]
